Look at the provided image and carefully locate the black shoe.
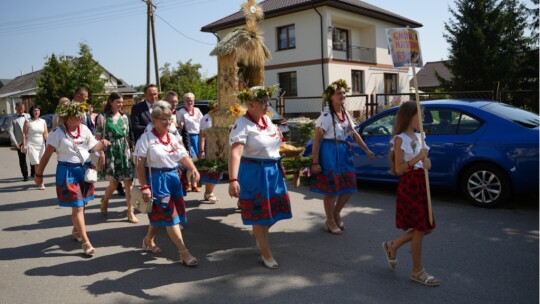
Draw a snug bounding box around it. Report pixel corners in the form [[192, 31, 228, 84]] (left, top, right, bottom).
[[23, 177, 28, 181]]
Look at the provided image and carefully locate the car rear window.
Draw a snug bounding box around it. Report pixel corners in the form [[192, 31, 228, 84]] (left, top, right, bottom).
[[482, 103, 539, 128]]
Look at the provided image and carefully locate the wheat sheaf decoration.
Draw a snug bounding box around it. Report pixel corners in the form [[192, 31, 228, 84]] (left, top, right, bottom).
[[241, 0, 264, 25]]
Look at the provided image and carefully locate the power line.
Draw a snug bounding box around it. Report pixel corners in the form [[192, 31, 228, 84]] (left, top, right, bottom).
[[155, 14, 214, 45]]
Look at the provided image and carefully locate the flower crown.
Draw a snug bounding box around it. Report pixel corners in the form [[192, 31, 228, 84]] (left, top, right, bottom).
[[237, 85, 279, 103], [322, 79, 350, 101], [55, 102, 88, 118]]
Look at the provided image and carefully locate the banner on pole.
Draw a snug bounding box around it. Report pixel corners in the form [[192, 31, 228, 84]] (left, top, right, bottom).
[[386, 28, 423, 68]]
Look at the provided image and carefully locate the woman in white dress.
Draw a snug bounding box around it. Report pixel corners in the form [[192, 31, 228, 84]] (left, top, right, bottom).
[[22, 105, 48, 189]]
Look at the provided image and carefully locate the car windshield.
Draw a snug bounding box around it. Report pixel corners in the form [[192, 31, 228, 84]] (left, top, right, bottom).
[[0, 117, 5, 125], [481, 103, 539, 128]]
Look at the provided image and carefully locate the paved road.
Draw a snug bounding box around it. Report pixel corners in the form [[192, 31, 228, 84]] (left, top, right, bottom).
[[0, 146, 537, 304]]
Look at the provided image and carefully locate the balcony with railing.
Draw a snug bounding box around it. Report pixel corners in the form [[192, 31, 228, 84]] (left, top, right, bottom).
[[332, 43, 376, 63]]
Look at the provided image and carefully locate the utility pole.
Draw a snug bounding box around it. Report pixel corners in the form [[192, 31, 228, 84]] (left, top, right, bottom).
[[143, 0, 160, 91]]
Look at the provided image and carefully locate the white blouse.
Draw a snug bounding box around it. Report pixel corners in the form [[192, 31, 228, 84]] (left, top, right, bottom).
[[176, 107, 203, 134], [200, 114, 212, 131], [144, 123, 182, 143], [390, 132, 430, 169], [229, 115, 282, 159], [47, 124, 98, 163], [134, 131, 189, 168], [316, 107, 356, 141]]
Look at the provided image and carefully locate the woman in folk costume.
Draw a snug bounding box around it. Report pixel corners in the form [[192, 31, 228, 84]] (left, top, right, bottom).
[[134, 101, 200, 266], [34, 102, 111, 256], [228, 85, 292, 269], [310, 79, 375, 234]]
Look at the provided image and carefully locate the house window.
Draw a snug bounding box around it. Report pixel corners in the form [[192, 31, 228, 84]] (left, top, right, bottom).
[[384, 73, 398, 94], [332, 28, 349, 51], [277, 25, 295, 50], [351, 70, 364, 94], [278, 72, 297, 96]]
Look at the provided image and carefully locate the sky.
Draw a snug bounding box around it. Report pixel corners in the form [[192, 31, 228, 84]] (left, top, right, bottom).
[[0, 0, 458, 87]]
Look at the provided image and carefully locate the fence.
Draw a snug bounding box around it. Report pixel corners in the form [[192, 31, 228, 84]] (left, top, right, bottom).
[[277, 89, 537, 120]]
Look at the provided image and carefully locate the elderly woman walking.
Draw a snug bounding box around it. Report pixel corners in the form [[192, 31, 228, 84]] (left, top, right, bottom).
[[228, 85, 292, 269], [135, 101, 200, 266], [310, 79, 375, 234], [34, 102, 110, 256], [95, 92, 138, 223]]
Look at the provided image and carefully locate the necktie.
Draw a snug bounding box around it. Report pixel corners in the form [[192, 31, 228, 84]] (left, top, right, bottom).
[[18, 114, 24, 118]]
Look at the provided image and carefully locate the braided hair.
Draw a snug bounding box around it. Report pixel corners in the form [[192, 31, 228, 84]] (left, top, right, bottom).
[[323, 79, 351, 142]]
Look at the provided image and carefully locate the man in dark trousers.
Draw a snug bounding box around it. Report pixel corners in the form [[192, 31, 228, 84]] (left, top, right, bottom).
[[8, 102, 32, 181]]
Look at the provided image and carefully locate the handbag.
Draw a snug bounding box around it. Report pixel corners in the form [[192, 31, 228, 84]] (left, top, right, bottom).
[[60, 125, 98, 183], [130, 134, 153, 213]]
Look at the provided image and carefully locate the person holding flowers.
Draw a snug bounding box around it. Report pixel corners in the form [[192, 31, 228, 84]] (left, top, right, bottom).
[[34, 102, 111, 256], [310, 79, 375, 235], [228, 85, 292, 269]]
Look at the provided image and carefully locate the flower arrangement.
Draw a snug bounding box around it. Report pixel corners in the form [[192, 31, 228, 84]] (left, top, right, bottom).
[[229, 103, 245, 117], [194, 158, 228, 173], [55, 102, 88, 119], [208, 99, 219, 114], [322, 79, 350, 101], [237, 85, 279, 103]]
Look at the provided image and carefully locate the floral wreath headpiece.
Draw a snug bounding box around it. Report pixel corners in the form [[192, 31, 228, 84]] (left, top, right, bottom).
[[237, 85, 279, 104], [322, 79, 350, 101], [55, 102, 88, 119]]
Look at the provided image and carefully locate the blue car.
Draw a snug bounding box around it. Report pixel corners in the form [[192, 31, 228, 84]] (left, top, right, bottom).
[[305, 100, 539, 207]]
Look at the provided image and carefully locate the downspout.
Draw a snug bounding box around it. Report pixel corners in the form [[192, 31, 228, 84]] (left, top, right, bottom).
[[312, 5, 326, 93], [212, 31, 220, 42]]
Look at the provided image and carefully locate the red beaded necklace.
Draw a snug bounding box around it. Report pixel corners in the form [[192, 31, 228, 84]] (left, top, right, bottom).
[[245, 112, 268, 131], [335, 108, 347, 123], [186, 107, 195, 116], [64, 124, 81, 139], [152, 128, 171, 145]]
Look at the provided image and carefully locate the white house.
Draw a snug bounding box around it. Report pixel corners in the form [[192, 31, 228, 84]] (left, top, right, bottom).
[[202, 0, 422, 114]]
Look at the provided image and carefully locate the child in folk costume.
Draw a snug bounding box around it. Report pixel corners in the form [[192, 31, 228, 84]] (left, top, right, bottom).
[[310, 79, 375, 235], [198, 99, 220, 204], [382, 101, 439, 286]]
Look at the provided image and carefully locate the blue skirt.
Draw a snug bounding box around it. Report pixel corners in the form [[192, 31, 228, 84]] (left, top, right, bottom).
[[146, 167, 186, 226], [201, 171, 221, 184], [310, 139, 357, 195], [238, 157, 292, 226], [189, 133, 199, 157], [56, 162, 94, 207]]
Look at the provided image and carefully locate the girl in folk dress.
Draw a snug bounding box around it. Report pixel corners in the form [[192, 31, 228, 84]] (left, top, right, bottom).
[[198, 99, 220, 204], [382, 101, 439, 286], [229, 86, 292, 269], [95, 92, 137, 223], [310, 80, 375, 234], [22, 105, 48, 189], [35, 102, 110, 256], [135, 101, 200, 266]]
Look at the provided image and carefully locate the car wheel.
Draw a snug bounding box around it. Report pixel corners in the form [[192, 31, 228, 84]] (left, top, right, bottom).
[[461, 164, 511, 208]]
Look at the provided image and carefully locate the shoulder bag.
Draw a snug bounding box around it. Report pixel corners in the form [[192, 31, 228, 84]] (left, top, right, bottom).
[[130, 134, 153, 214]]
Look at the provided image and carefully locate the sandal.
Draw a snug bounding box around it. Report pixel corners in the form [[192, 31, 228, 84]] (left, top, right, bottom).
[[142, 238, 163, 253], [261, 255, 278, 269], [410, 269, 440, 286], [71, 228, 82, 242], [100, 198, 108, 217], [203, 192, 219, 204], [334, 212, 345, 230], [192, 186, 201, 193], [127, 211, 139, 224], [382, 241, 397, 269], [82, 242, 96, 256], [178, 249, 198, 266], [325, 220, 342, 235]]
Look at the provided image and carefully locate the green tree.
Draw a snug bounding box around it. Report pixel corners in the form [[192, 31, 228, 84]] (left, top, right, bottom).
[[160, 60, 217, 101], [35, 43, 105, 113], [440, 0, 530, 92], [35, 53, 72, 113], [70, 43, 105, 103]]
